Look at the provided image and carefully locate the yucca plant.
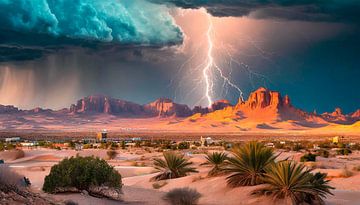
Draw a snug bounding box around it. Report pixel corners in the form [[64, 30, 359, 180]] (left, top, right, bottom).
[[224, 142, 276, 187], [201, 152, 228, 176], [152, 152, 198, 181], [252, 161, 333, 205]]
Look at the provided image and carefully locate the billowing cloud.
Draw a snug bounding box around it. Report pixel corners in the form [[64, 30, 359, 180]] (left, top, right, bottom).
[[152, 0, 360, 23], [0, 0, 182, 62]]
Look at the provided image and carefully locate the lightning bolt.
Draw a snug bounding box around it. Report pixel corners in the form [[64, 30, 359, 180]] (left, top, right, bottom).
[[169, 9, 272, 108], [202, 10, 244, 107], [203, 13, 214, 107]]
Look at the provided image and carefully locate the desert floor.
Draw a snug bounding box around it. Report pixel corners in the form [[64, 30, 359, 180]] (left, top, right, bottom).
[[2, 148, 360, 205]]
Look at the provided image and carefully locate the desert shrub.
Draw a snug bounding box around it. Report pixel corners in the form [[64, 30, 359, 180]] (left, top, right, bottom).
[[0, 159, 4, 164], [6, 143, 16, 150], [353, 165, 360, 172], [300, 153, 317, 162], [340, 167, 353, 178], [253, 161, 333, 205], [318, 142, 332, 149], [350, 143, 360, 151], [274, 142, 285, 149], [152, 152, 197, 181], [106, 150, 118, 160], [152, 181, 167, 189], [0, 164, 24, 191], [316, 149, 329, 158], [163, 187, 201, 205], [121, 141, 126, 149], [224, 142, 276, 187], [336, 148, 352, 155], [64, 200, 78, 205], [43, 156, 122, 193], [178, 142, 190, 150], [292, 143, 304, 152], [201, 152, 228, 176]]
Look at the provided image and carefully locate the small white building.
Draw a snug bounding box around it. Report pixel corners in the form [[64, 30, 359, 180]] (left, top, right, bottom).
[[5, 137, 21, 143]]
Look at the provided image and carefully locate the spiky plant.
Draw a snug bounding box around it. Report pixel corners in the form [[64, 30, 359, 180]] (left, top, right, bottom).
[[252, 161, 333, 205], [152, 152, 198, 181], [224, 142, 276, 187], [201, 152, 228, 176]]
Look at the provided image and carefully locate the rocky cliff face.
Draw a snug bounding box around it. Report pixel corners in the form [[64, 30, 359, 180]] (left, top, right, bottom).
[[143, 98, 193, 117], [70, 95, 145, 116], [235, 87, 291, 110], [321, 107, 353, 124], [0, 105, 19, 114], [69, 96, 193, 117], [0, 89, 359, 125], [351, 109, 360, 119]]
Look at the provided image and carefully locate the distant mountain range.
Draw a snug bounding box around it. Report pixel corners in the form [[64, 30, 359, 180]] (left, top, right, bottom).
[[0, 87, 359, 132]]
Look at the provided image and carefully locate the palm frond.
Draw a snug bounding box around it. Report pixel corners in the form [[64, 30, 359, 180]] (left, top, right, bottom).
[[201, 152, 228, 176], [224, 141, 276, 186], [252, 161, 334, 205], [152, 152, 198, 181]]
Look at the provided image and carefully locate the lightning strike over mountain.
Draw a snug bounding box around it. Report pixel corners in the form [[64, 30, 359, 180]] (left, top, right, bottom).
[[202, 10, 244, 107]]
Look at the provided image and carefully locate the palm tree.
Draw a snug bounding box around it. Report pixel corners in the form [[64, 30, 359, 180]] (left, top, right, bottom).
[[201, 152, 228, 176], [224, 141, 276, 187], [252, 161, 333, 205], [152, 152, 198, 181]]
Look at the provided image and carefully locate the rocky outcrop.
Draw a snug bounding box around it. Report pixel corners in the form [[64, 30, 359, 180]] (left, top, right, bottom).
[[70, 95, 145, 116], [89, 185, 122, 201], [143, 98, 193, 117], [351, 109, 360, 120], [321, 108, 352, 124], [211, 99, 232, 111], [0, 105, 19, 114], [235, 87, 286, 110], [0, 184, 56, 205]]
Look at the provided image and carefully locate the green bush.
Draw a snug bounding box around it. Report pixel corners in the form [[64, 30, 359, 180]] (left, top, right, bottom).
[[336, 148, 352, 155], [163, 187, 201, 205], [106, 150, 118, 160], [300, 153, 317, 162], [317, 149, 329, 158], [178, 142, 190, 150], [292, 143, 304, 152], [43, 156, 122, 193]]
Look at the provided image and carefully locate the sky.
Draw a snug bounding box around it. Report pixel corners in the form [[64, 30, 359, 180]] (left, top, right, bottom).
[[0, 0, 359, 114]]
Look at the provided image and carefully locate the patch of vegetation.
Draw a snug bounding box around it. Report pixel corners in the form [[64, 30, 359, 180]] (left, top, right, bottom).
[[152, 152, 197, 181], [316, 149, 329, 158], [64, 200, 78, 205], [201, 152, 228, 177], [340, 167, 353, 178], [152, 181, 167, 189], [43, 156, 122, 193], [163, 187, 201, 205], [0, 164, 25, 191], [300, 153, 317, 162], [291, 143, 304, 152], [106, 150, 118, 160], [336, 148, 352, 156], [224, 142, 276, 187], [253, 161, 333, 205], [178, 142, 190, 150]]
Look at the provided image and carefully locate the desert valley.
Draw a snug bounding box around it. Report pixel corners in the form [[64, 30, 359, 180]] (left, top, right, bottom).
[[0, 87, 359, 137], [1, 1, 360, 205]]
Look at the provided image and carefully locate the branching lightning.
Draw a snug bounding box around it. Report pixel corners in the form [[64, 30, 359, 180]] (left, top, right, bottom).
[[202, 10, 244, 107], [170, 9, 273, 108]]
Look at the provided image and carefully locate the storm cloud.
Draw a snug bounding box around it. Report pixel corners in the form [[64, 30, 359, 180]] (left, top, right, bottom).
[[152, 0, 360, 23], [0, 0, 182, 62]]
